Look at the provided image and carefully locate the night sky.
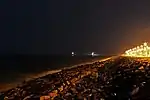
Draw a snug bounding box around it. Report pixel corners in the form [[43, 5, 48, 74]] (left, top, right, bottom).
[[1, 0, 150, 55]]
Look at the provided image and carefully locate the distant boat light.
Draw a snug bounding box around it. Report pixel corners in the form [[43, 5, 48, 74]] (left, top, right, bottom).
[[72, 52, 74, 55]]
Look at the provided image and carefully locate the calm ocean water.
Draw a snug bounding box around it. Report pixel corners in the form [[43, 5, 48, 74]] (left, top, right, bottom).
[[0, 55, 109, 91]]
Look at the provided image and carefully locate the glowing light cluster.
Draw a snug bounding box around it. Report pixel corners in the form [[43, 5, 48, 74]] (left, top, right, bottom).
[[124, 42, 150, 57]]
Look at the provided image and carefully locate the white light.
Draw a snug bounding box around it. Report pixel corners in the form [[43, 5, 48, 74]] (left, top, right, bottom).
[[72, 52, 74, 55], [91, 52, 94, 56]]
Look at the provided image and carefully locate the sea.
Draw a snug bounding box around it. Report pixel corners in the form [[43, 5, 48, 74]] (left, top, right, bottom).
[[0, 55, 109, 91]]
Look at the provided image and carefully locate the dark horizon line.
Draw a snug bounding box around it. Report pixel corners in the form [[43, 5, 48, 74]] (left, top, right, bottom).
[[0, 54, 117, 56]]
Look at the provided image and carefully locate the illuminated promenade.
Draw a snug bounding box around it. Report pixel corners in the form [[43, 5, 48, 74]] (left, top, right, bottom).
[[123, 42, 150, 57]]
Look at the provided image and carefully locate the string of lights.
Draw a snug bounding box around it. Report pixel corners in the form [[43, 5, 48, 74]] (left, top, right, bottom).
[[123, 42, 150, 57]]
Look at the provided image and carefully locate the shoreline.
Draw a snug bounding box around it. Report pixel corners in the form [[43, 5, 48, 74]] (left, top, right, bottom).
[[0, 56, 113, 92]]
